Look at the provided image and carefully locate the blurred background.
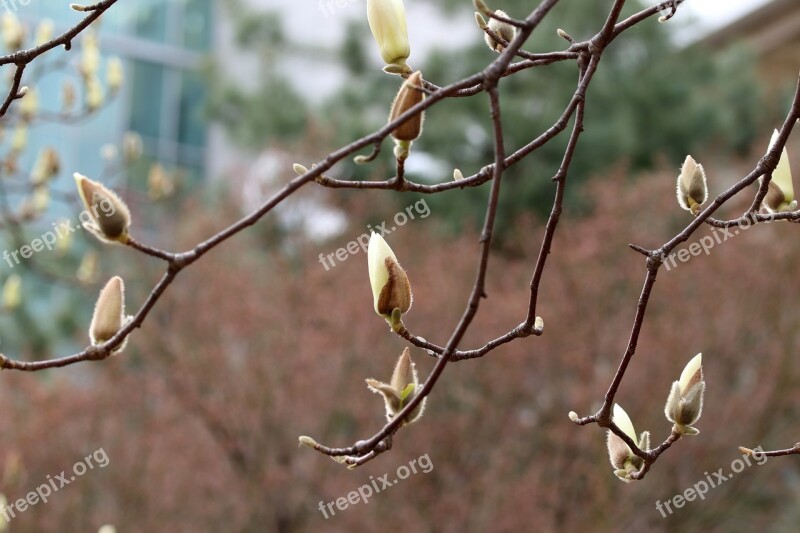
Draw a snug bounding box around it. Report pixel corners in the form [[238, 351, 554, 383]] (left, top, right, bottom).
[[0, 0, 799, 531]]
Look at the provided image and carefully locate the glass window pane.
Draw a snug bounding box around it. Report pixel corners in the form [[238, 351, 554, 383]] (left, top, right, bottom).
[[178, 70, 207, 149], [128, 60, 165, 141], [182, 0, 212, 51], [90, 0, 168, 43]]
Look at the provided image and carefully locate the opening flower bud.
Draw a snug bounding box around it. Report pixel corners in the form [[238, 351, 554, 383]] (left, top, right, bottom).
[[676, 155, 708, 215], [761, 130, 795, 213], [366, 347, 426, 425], [484, 10, 517, 52], [367, 0, 411, 73], [74, 173, 131, 243], [664, 353, 705, 434], [367, 232, 412, 329], [606, 404, 645, 482]]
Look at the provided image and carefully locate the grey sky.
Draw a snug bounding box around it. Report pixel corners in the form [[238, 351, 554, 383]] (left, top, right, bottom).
[[684, 0, 773, 29]]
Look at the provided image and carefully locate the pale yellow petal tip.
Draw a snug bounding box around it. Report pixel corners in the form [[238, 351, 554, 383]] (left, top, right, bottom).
[[678, 352, 702, 392], [298, 436, 319, 449], [367, 0, 411, 68], [568, 411, 579, 422], [453, 168, 464, 181], [534, 316, 544, 331], [739, 446, 754, 456], [613, 404, 637, 441], [473, 0, 491, 16]]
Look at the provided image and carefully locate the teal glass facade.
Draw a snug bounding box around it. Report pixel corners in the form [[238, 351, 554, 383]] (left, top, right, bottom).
[[12, 0, 212, 179]]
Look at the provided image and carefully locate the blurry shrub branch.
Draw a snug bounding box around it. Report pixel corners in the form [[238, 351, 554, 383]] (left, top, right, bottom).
[[0, 0, 798, 487]]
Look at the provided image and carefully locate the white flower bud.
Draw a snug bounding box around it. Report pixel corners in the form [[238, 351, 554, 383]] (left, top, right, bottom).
[[606, 404, 644, 482], [664, 353, 705, 434], [367, 0, 411, 72], [761, 129, 796, 213], [74, 173, 131, 243], [367, 232, 412, 328], [676, 155, 708, 214], [484, 10, 517, 53]]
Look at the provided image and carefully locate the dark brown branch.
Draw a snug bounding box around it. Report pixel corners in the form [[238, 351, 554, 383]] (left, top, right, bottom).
[[741, 443, 800, 458]]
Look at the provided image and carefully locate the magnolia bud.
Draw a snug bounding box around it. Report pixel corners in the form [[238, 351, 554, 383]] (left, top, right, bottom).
[[761, 129, 796, 213], [74, 173, 131, 243], [62, 80, 77, 112], [56, 218, 73, 256], [122, 131, 143, 162], [106, 57, 124, 92], [484, 10, 517, 52], [89, 276, 130, 353], [664, 353, 705, 434], [35, 20, 54, 46], [473, 0, 491, 16], [389, 71, 425, 146], [11, 126, 27, 153], [367, 232, 412, 329], [31, 147, 60, 185], [606, 404, 645, 482], [80, 31, 100, 77], [19, 88, 38, 121], [298, 436, 319, 449], [32, 187, 49, 213], [366, 347, 426, 425], [367, 0, 411, 73], [2, 274, 21, 311], [86, 76, 104, 111], [97, 526, 117, 533], [148, 163, 174, 200], [676, 155, 708, 214], [2, 14, 24, 50], [77, 251, 99, 284]]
